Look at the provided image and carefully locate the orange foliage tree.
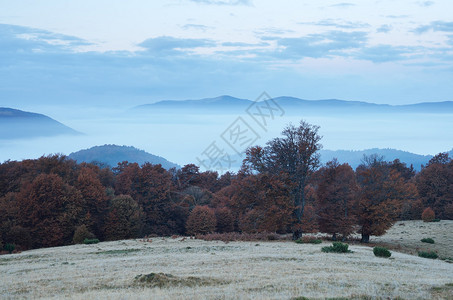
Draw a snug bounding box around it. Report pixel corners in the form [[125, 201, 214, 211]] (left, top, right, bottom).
[[16, 173, 84, 248], [421, 207, 435, 222], [114, 162, 176, 235], [76, 167, 109, 238], [103, 195, 144, 240], [316, 161, 358, 240], [416, 153, 453, 219], [230, 173, 294, 233], [242, 120, 322, 239], [186, 205, 216, 235], [356, 156, 418, 243]]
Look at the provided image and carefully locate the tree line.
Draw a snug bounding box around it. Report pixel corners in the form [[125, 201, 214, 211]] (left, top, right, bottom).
[[1, 120, 452, 251]]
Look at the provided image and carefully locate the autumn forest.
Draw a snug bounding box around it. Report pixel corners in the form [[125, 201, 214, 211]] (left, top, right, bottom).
[[1, 120, 452, 252]]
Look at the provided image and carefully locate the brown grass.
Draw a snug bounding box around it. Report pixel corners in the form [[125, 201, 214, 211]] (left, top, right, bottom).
[[0, 220, 452, 299], [368, 220, 453, 260]]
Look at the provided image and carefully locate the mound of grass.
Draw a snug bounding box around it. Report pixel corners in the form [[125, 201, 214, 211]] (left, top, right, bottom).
[[373, 246, 392, 258], [418, 251, 438, 259], [134, 272, 225, 288], [321, 242, 352, 253], [95, 249, 141, 255], [83, 238, 100, 244], [430, 282, 453, 298], [421, 238, 435, 244]]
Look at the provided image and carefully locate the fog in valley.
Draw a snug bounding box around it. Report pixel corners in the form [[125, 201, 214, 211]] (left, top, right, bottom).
[[2, 101, 452, 171]]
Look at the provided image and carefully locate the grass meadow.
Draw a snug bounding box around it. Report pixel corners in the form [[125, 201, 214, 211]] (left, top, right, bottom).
[[1, 220, 452, 299]]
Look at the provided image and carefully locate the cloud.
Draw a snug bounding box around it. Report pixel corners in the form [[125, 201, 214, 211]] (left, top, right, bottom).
[[448, 35, 453, 46], [417, 1, 435, 7], [221, 41, 269, 47], [1, 22, 452, 113], [377, 24, 392, 33], [0, 23, 91, 54], [300, 19, 370, 29], [181, 24, 210, 31], [254, 27, 295, 36], [138, 36, 215, 55], [354, 45, 412, 63], [188, 0, 252, 5], [414, 21, 453, 34], [267, 31, 368, 59], [385, 15, 410, 19], [329, 2, 356, 8]]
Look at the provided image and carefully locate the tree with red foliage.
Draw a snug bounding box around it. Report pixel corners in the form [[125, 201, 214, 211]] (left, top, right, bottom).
[[103, 195, 143, 240], [186, 205, 216, 235], [242, 120, 322, 239], [230, 173, 294, 233], [0, 192, 21, 249], [416, 153, 453, 219], [138, 163, 174, 233], [356, 156, 418, 242], [114, 162, 141, 198], [215, 207, 234, 233], [16, 173, 84, 247], [317, 160, 358, 240], [114, 162, 176, 235], [175, 164, 202, 189], [76, 167, 109, 238], [421, 207, 435, 222]]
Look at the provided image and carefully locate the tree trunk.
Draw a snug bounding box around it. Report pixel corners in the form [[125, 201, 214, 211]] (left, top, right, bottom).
[[292, 183, 304, 240], [361, 233, 370, 243]]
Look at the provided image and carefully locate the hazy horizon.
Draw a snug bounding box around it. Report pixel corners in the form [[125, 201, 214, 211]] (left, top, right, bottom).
[[1, 96, 452, 170]]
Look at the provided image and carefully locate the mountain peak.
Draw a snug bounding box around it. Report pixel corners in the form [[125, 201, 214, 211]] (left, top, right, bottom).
[[0, 107, 80, 139], [68, 144, 180, 170]]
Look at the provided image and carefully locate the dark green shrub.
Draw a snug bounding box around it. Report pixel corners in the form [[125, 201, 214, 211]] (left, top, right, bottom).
[[373, 246, 391, 258], [294, 237, 322, 244], [83, 238, 100, 244], [432, 219, 441, 222], [421, 238, 435, 244], [4, 243, 15, 254], [322, 242, 351, 253], [418, 251, 438, 259]]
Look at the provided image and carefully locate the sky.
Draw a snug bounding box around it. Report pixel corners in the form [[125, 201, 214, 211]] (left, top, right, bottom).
[[1, 0, 453, 166], [1, 0, 453, 109]]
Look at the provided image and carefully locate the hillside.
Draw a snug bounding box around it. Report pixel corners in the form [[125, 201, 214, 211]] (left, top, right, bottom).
[[1, 221, 452, 299], [133, 95, 453, 115], [68, 144, 180, 170], [0, 107, 80, 139]]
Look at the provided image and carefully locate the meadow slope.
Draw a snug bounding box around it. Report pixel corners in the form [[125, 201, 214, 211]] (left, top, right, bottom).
[[1, 221, 452, 300]]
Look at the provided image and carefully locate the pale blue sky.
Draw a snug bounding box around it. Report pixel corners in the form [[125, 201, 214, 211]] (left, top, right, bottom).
[[1, 0, 453, 107]]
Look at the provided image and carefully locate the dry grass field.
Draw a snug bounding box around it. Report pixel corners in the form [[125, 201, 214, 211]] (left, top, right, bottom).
[[371, 220, 453, 260], [1, 220, 452, 300]]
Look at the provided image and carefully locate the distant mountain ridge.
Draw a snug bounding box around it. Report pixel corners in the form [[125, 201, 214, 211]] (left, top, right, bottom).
[[133, 95, 453, 114], [0, 107, 80, 139], [319, 148, 443, 171], [68, 145, 180, 170], [199, 148, 452, 172]]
